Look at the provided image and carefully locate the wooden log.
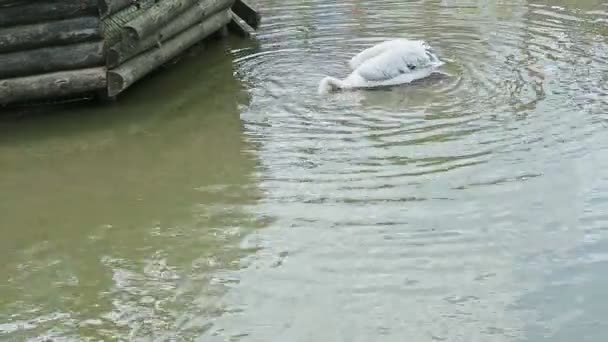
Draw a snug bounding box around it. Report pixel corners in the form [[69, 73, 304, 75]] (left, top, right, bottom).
[[231, 0, 260, 29], [123, 0, 234, 41], [0, 1, 98, 27], [0, 0, 27, 7], [0, 41, 104, 79], [0, 17, 100, 54], [108, 9, 231, 97], [99, 0, 133, 17], [102, 0, 157, 46], [0, 67, 107, 105], [228, 10, 255, 38], [108, 0, 233, 68]]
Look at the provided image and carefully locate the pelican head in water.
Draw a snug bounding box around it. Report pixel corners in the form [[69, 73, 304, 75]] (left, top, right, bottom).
[[318, 38, 444, 94]]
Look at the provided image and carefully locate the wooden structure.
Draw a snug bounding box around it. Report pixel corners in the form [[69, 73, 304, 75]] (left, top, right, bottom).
[[0, 0, 260, 106]]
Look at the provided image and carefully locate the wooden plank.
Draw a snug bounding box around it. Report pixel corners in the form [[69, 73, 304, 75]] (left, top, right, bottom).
[[108, 9, 231, 97], [108, 0, 233, 67], [231, 0, 260, 29], [0, 41, 104, 79], [0, 1, 98, 27], [99, 0, 133, 17], [0, 67, 107, 105], [123, 0, 234, 40], [228, 10, 255, 38], [0, 17, 101, 53]]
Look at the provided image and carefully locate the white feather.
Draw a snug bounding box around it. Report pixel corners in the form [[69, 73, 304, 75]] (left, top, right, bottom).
[[319, 39, 444, 94]]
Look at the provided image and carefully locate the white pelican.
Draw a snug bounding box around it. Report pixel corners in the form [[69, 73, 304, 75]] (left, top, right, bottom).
[[318, 39, 444, 94]]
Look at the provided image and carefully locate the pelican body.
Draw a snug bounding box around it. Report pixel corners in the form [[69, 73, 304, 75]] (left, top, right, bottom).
[[318, 39, 444, 94]]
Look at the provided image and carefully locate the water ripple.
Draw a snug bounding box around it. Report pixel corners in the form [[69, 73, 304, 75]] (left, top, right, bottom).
[[216, 0, 608, 340]]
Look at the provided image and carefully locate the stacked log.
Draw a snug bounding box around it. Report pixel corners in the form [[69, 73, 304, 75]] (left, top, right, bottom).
[[0, 0, 105, 105], [0, 0, 260, 106], [103, 0, 236, 97]]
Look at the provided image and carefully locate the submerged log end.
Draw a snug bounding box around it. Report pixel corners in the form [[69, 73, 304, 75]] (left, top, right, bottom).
[[107, 70, 126, 97]]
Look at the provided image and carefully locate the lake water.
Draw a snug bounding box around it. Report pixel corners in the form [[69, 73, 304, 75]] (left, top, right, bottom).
[[1, 0, 608, 341]]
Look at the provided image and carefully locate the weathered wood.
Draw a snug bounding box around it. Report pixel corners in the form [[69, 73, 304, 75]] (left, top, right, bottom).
[[0, 1, 98, 27], [108, 0, 233, 67], [0, 0, 27, 7], [102, 0, 157, 46], [0, 67, 107, 105], [0, 41, 104, 79], [108, 9, 231, 97], [123, 0, 233, 41], [231, 0, 260, 29], [228, 10, 255, 38], [0, 17, 101, 54], [99, 0, 133, 17]]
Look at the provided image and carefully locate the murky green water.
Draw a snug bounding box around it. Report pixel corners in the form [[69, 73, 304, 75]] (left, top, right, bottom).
[[2, 0, 608, 341]]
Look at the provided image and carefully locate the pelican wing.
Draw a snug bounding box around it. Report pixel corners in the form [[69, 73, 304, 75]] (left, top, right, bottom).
[[349, 39, 432, 70], [348, 40, 398, 70], [355, 49, 429, 82]]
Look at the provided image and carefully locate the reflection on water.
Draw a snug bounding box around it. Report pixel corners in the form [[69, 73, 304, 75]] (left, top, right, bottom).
[[210, 0, 608, 341], [2, 0, 608, 340], [0, 43, 266, 340]]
